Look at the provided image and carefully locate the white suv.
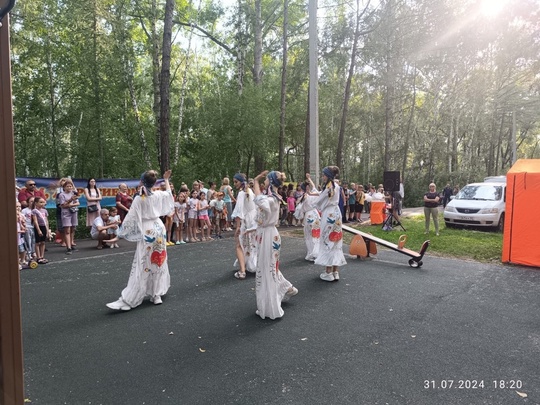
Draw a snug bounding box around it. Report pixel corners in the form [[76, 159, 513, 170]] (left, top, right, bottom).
[[443, 178, 506, 232]]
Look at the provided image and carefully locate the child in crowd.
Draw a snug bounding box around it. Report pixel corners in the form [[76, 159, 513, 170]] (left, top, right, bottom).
[[210, 191, 226, 239], [107, 206, 121, 248], [21, 196, 36, 262], [16, 202, 27, 269], [197, 191, 212, 241], [160, 182, 176, 246], [286, 190, 297, 226], [32, 197, 51, 264], [187, 189, 200, 242], [174, 191, 187, 244]]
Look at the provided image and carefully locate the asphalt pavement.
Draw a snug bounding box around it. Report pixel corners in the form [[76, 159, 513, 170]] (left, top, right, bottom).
[[20, 222, 539, 405]]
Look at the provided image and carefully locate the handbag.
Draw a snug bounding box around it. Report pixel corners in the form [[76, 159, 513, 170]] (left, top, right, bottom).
[[87, 204, 99, 213]]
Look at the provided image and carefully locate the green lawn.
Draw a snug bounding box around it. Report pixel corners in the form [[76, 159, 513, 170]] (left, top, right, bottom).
[[344, 214, 503, 263]]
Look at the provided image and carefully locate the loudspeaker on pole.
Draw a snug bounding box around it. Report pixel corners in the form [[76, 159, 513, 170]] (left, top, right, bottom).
[[383, 171, 400, 193]]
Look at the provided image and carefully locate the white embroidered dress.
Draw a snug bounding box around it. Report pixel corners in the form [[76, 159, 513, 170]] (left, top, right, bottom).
[[231, 188, 257, 272], [314, 183, 347, 267], [296, 193, 321, 261], [254, 193, 293, 320], [117, 189, 175, 307]]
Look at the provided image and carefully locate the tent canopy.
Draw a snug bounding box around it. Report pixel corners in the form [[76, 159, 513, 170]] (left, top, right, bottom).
[[502, 159, 540, 268]]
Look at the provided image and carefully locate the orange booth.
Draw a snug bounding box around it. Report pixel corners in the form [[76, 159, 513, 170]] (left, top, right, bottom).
[[370, 201, 386, 225], [502, 159, 540, 267]]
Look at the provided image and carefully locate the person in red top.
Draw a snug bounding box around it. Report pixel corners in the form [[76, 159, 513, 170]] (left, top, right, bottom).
[[18, 180, 46, 208], [115, 183, 133, 222]]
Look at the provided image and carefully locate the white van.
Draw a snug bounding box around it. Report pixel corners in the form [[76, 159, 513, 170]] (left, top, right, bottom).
[[443, 178, 506, 232]]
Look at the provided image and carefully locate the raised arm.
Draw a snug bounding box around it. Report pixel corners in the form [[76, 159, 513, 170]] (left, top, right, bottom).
[[253, 170, 269, 196]]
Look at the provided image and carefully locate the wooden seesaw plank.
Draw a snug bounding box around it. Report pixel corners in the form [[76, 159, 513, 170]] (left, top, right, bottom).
[[342, 224, 430, 268]]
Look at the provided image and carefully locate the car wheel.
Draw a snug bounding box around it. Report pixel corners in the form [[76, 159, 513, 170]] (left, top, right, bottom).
[[495, 213, 504, 232]]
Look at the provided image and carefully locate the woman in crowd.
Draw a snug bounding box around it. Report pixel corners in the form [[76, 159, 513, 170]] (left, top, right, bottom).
[[58, 179, 80, 255], [53, 178, 68, 245], [84, 178, 102, 228], [106, 170, 174, 311], [231, 173, 257, 279], [116, 183, 133, 222], [252, 170, 298, 319], [315, 166, 347, 282], [294, 174, 320, 262]]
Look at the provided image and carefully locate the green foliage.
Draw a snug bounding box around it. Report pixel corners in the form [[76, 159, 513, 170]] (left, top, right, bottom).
[[9, 0, 540, 206]]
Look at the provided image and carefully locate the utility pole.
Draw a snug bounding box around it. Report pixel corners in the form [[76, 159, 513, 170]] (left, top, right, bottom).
[[308, 0, 319, 185]]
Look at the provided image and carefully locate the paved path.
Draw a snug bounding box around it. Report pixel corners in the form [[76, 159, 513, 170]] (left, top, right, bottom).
[[20, 225, 539, 404]]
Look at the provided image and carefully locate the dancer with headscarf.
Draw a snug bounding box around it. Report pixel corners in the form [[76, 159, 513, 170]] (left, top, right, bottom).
[[231, 173, 257, 279], [294, 173, 321, 262], [252, 170, 298, 319], [106, 170, 175, 311], [315, 166, 347, 281]]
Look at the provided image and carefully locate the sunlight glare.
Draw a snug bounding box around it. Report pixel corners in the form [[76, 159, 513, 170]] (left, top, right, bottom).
[[480, 0, 507, 17]]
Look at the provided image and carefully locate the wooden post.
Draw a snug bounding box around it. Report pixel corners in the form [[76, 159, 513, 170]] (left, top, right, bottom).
[[0, 14, 25, 405]]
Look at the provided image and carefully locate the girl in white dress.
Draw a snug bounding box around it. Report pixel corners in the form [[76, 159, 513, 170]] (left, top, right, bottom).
[[295, 173, 321, 262], [252, 170, 298, 319], [231, 173, 257, 279], [106, 170, 174, 311], [315, 166, 347, 281]]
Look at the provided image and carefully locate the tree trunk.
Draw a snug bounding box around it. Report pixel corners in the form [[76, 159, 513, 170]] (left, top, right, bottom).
[[401, 64, 417, 180], [159, 0, 175, 174], [127, 67, 152, 168], [253, 0, 265, 173], [278, 0, 289, 172], [92, 0, 104, 178], [383, 0, 395, 171], [452, 114, 459, 172], [173, 13, 197, 166], [236, 0, 246, 94], [46, 39, 59, 177], [151, 0, 161, 168], [253, 0, 263, 86], [337, 0, 366, 174]]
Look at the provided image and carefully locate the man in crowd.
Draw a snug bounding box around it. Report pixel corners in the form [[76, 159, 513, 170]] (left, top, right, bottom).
[[91, 209, 119, 249], [18, 179, 46, 208]]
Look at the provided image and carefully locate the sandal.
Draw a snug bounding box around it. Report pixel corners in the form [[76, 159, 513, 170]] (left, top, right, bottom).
[[234, 271, 246, 280], [37, 259, 47, 264]]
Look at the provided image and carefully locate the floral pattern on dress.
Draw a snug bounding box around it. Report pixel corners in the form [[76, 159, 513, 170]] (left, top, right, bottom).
[[142, 224, 167, 272]]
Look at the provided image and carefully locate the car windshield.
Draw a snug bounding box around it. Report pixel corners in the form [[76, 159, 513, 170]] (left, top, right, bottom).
[[455, 185, 503, 201]]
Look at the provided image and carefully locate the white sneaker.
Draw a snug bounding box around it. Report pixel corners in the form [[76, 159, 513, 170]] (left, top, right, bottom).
[[320, 272, 335, 282], [106, 298, 131, 311], [153, 295, 162, 305], [333, 272, 340, 281], [110, 244, 114, 248], [282, 287, 299, 302], [114, 244, 120, 248]]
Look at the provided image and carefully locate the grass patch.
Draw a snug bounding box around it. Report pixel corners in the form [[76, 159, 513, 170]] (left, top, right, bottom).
[[343, 214, 503, 263], [286, 213, 503, 264]]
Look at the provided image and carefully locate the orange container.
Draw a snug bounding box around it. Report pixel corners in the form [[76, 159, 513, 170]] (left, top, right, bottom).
[[370, 201, 386, 225]]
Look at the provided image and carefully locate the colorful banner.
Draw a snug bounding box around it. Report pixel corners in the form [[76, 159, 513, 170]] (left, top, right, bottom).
[[15, 177, 142, 209]]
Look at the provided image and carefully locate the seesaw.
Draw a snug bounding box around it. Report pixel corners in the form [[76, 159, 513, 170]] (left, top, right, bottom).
[[342, 224, 430, 268]]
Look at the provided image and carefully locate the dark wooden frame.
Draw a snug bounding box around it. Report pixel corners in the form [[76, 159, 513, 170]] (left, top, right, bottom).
[[0, 15, 24, 405]]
